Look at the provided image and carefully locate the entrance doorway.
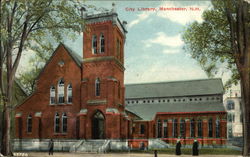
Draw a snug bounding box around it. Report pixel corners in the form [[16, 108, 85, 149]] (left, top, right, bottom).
[[92, 111, 105, 139]]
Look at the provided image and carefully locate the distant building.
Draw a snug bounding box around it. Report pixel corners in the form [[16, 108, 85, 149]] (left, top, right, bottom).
[[224, 90, 243, 137], [14, 10, 227, 151]]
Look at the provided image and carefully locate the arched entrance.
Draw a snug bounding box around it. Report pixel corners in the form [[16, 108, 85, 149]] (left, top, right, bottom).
[[92, 111, 105, 139]]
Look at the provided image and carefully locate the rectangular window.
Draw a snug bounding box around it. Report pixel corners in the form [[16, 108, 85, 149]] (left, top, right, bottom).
[[157, 120, 162, 138], [163, 120, 168, 138]]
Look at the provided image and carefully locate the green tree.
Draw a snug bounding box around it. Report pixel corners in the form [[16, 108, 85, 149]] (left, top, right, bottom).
[[182, 0, 249, 155], [0, 0, 85, 155]]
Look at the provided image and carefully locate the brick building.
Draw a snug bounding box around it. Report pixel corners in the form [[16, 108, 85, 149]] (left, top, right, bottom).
[[14, 11, 227, 151]]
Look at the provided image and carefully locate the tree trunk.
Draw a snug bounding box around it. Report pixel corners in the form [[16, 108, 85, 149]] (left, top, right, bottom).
[[241, 46, 250, 156], [1, 101, 11, 156]]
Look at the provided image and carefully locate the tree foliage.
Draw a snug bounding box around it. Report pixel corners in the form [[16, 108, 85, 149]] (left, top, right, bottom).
[[0, 0, 86, 155], [182, 0, 249, 89], [183, 0, 250, 155]]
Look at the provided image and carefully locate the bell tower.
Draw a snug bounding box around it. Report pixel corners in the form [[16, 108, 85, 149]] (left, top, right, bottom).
[[79, 8, 128, 139]]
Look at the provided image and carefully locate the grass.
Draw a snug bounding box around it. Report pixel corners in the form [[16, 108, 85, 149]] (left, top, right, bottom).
[[111, 148, 242, 155]]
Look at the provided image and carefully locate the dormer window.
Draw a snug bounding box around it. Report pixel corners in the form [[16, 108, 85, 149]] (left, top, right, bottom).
[[92, 35, 97, 54], [100, 34, 105, 53]]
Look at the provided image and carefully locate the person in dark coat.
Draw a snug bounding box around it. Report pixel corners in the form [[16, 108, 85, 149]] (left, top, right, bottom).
[[175, 140, 182, 155], [48, 139, 54, 155], [192, 140, 199, 156]]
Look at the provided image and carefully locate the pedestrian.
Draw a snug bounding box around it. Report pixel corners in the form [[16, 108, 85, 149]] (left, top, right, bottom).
[[48, 139, 54, 155], [192, 140, 199, 156], [175, 139, 181, 155]]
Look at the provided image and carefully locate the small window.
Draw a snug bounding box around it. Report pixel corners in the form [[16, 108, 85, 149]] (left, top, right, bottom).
[[183, 99, 185, 102], [140, 124, 145, 134], [152, 100, 154, 103], [50, 86, 56, 104], [27, 115, 32, 133], [163, 100, 166, 102], [58, 79, 64, 104], [174, 99, 176, 102], [62, 113, 67, 133], [136, 100, 139, 103], [190, 98, 192, 101], [158, 100, 161, 103], [55, 113, 60, 133], [100, 34, 105, 53], [95, 78, 101, 96], [227, 100, 235, 110], [67, 84, 72, 103], [143, 100, 146, 103], [199, 98, 202, 101], [147, 100, 150, 103], [132, 101, 134, 104], [92, 35, 97, 54]]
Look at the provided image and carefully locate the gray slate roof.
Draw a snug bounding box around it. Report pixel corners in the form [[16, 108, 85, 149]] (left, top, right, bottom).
[[125, 78, 224, 99], [62, 43, 83, 67], [126, 102, 226, 121]]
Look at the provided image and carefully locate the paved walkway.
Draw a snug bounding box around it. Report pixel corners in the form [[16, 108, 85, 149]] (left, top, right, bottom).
[[25, 152, 243, 157]]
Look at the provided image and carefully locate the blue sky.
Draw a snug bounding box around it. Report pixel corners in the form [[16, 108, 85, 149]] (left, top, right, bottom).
[[65, 1, 213, 84]]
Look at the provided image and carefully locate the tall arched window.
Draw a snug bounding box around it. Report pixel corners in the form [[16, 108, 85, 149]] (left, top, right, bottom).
[[215, 119, 220, 138], [173, 119, 178, 138], [157, 119, 162, 138], [95, 78, 100, 96], [27, 115, 32, 133], [163, 120, 168, 138], [100, 34, 105, 53], [62, 113, 67, 133], [92, 35, 97, 54], [208, 118, 213, 137], [54, 113, 60, 133], [58, 79, 64, 103], [198, 119, 203, 137], [67, 84, 72, 103], [50, 86, 56, 104], [180, 119, 186, 138], [190, 119, 195, 137]]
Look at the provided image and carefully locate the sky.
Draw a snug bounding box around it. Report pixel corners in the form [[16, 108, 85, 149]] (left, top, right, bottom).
[[18, 0, 240, 95], [65, 1, 212, 84]]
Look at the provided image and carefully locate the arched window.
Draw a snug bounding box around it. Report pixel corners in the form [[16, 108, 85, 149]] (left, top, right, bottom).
[[54, 113, 60, 133], [92, 35, 97, 54], [180, 119, 186, 138], [157, 119, 162, 138], [50, 86, 55, 104], [95, 78, 100, 96], [198, 119, 203, 137], [118, 82, 121, 98], [58, 79, 64, 103], [62, 113, 67, 133], [215, 119, 220, 138], [67, 84, 72, 103], [100, 34, 105, 53], [140, 124, 145, 134], [208, 118, 213, 137], [27, 115, 32, 133], [190, 119, 195, 137], [173, 119, 178, 138], [163, 120, 168, 138]]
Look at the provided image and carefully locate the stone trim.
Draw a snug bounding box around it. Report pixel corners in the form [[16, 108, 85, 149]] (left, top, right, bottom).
[[87, 99, 107, 105], [34, 112, 42, 117]]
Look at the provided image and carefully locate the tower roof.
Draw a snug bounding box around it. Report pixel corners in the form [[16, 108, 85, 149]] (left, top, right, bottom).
[[84, 11, 127, 35]]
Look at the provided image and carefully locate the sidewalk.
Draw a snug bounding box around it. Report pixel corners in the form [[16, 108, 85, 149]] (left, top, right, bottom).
[[26, 152, 243, 157]]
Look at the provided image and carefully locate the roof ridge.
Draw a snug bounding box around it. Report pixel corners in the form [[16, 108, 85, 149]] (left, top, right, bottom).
[[125, 78, 222, 86]]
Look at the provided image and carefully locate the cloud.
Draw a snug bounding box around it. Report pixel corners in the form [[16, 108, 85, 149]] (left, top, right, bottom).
[[144, 32, 184, 48], [128, 12, 150, 28], [125, 64, 207, 84], [163, 49, 180, 54]]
